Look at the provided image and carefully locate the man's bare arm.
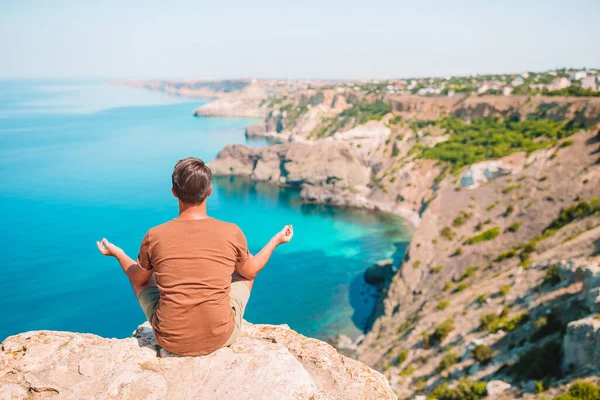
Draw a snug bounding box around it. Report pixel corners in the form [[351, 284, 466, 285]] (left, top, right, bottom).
[[235, 225, 293, 280], [96, 238, 153, 286]]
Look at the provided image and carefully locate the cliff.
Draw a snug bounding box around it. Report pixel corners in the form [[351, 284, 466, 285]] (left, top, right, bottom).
[[0, 322, 395, 400]]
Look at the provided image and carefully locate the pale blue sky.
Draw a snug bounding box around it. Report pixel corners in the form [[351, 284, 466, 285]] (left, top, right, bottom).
[[1, 0, 599, 79]]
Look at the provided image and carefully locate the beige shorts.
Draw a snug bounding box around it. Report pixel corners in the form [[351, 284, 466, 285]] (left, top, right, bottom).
[[138, 280, 251, 348]]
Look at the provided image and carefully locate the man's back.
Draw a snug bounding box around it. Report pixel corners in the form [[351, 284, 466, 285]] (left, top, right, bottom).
[[137, 217, 248, 356]]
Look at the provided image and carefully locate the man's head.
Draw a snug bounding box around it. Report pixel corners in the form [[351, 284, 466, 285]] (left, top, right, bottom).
[[171, 157, 212, 205]]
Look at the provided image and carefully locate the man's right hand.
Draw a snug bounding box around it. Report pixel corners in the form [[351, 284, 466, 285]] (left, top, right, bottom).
[[274, 225, 293, 245], [96, 238, 123, 257]]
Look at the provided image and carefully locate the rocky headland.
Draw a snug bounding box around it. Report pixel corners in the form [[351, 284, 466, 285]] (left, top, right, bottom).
[[0, 322, 394, 400], [118, 80, 600, 398]]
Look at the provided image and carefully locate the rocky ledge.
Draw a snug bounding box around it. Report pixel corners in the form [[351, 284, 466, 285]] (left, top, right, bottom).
[[0, 322, 394, 400]]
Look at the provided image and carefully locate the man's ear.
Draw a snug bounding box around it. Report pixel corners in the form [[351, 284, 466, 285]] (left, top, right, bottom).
[[207, 185, 213, 197], [171, 187, 178, 198]]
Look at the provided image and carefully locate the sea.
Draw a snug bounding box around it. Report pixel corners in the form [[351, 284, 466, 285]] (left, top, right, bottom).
[[0, 80, 411, 341]]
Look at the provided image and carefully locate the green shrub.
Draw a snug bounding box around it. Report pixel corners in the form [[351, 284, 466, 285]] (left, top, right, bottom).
[[495, 249, 517, 262], [475, 293, 488, 304], [441, 226, 456, 240], [455, 283, 468, 292], [480, 310, 528, 333], [504, 205, 515, 217], [452, 211, 473, 227], [400, 365, 415, 376], [443, 282, 453, 291], [542, 264, 562, 286], [452, 247, 463, 256], [489, 312, 529, 333], [436, 351, 459, 372], [471, 344, 493, 363], [431, 265, 444, 274], [503, 184, 521, 194], [558, 381, 600, 400], [428, 379, 488, 400], [396, 349, 408, 365], [424, 319, 455, 348], [500, 285, 511, 296], [486, 202, 497, 211], [480, 313, 499, 330], [464, 227, 501, 245], [544, 199, 600, 234], [437, 300, 450, 310], [507, 222, 521, 232], [507, 340, 562, 381], [413, 260, 422, 268], [559, 140, 574, 148]]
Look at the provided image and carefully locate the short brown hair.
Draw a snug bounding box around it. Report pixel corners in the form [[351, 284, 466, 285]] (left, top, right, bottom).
[[172, 157, 212, 204]]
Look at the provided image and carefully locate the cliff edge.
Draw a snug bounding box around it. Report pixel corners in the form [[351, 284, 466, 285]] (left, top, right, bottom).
[[0, 322, 395, 400]]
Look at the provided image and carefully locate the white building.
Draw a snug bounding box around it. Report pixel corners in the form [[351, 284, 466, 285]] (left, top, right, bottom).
[[570, 71, 587, 80], [581, 76, 597, 91], [547, 77, 571, 91], [503, 86, 513, 96], [511, 76, 525, 86]]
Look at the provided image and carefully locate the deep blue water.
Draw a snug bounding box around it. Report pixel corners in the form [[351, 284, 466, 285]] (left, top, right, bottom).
[[0, 80, 411, 341]]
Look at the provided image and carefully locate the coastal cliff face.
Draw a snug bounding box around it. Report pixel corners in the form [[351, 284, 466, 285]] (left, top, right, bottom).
[[0, 322, 395, 400], [126, 80, 600, 398]]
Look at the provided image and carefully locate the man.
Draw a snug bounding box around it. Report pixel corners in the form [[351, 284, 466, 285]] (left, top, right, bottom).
[[96, 157, 293, 356]]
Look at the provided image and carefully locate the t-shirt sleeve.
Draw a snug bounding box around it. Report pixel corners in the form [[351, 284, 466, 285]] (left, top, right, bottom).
[[233, 226, 250, 264], [137, 231, 153, 271]]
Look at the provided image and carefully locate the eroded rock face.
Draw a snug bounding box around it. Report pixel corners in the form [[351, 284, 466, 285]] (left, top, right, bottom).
[[209, 141, 372, 190], [562, 317, 600, 373], [0, 322, 394, 400]]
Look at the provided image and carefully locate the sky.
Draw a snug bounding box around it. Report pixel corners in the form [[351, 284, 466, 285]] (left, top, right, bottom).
[[1, 0, 599, 80]]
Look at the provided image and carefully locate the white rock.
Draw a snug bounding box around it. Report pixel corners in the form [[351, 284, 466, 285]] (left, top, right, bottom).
[[486, 380, 512, 398], [0, 322, 395, 400]]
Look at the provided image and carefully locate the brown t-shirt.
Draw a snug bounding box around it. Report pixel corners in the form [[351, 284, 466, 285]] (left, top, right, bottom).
[[137, 217, 249, 356]]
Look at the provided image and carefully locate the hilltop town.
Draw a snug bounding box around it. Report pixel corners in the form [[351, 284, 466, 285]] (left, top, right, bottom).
[[123, 67, 600, 101]]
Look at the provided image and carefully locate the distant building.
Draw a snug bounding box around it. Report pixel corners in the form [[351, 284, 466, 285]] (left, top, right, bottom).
[[447, 89, 456, 97], [547, 77, 571, 91], [581, 76, 597, 91], [570, 71, 587, 80], [477, 83, 490, 94], [511, 76, 525, 86], [503, 86, 513, 96]]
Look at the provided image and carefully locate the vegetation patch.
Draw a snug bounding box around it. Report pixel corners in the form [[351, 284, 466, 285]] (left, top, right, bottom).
[[423, 319, 455, 348], [458, 266, 478, 281], [419, 117, 581, 169], [441, 226, 456, 240], [454, 283, 469, 293], [437, 300, 451, 310], [428, 379, 487, 400], [431, 265, 444, 274], [504, 205, 515, 217], [507, 222, 521, 232], [464, 227, 501, 245], [543, 199, 600, 235], [475, 293, 488, 305], [552, 380, 600, 400], [471, 344, 493, 363], [480, 311, 529, 333], [486, 202, 497, 211], [542, 264, 562, 286], [452, 211, 473, 227], [436, 350, 459, 372], [495, 249, 517, 262], [500, 285, 511, 296]]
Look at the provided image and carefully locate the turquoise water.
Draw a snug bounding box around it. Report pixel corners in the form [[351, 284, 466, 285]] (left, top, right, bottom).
[[0, 81, 411, 341]]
